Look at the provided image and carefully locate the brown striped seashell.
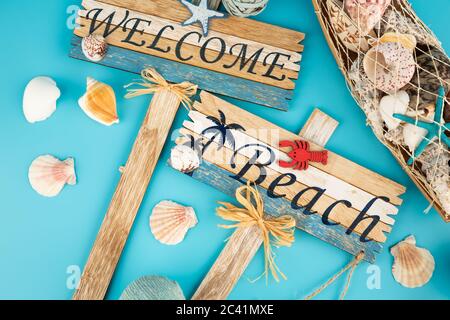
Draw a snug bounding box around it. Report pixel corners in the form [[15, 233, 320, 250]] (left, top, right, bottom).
[[150, 201, 198, 245], [391, 235, 435, 288], [28, 155, 77, 197], [78, 77, 119, 126]]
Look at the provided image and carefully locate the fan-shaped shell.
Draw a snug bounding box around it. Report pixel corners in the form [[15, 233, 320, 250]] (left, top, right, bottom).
[[363, 36, 416, 93], [170, 145, 200, 173], [28, 155, 77, 197], [150, 201, 198, 245], [391, 235, 435, 288], [78, 77, 119, 126], [23, 77, 61, 123]]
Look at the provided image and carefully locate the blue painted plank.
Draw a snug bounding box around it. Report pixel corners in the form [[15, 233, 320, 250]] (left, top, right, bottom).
[[69, 35, 293, 111], [187, 159, 382, 263]]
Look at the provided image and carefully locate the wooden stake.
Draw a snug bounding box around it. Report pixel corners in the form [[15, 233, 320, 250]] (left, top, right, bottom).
[[73, 90, 181, 300], [191, 109, 339, 300]]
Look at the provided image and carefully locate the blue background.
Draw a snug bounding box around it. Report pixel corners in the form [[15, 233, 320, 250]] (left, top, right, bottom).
[[1, 0, 449, 300]]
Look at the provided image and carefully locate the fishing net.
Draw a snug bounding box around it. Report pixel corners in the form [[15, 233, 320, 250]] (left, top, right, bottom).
[[313, 0, 450, 221]]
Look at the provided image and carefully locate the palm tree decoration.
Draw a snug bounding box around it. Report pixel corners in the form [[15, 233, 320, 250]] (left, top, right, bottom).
[[182, 133, 204, 157], [201, 110, 245, 152]]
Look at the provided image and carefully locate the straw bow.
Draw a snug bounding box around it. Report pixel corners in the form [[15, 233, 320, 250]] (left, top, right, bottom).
[[217, 182, 296, 282], [124, 68, 198, 110]]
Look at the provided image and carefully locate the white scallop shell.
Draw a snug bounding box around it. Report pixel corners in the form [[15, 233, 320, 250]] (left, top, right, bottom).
[[23, 77, 61, 123], [28, 155, 77, 197], [150, 201, 198, 245], [379, 91, 410, 130], [403, 123, 428, 152], [391, 235, 435, 288], [169, 145, 200, 173], [363, 41, 416, 93]]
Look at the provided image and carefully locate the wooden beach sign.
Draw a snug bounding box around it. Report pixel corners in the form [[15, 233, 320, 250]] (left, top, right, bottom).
[[69, 0, 304, 300], [70, 0, 304, 110], [171, 91, 406, 299]]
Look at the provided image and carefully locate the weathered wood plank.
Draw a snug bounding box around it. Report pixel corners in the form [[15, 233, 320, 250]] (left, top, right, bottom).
[[98, 0, 305, 52], [299, 109, 339, 146], [192, 225, 263, 300], [75, 16, 298, 89], [185, 111, 398, 224], [177, 129, 391, 242], [197, 91, 406, 204], [80, 0, 301, 72], [187, 159, 381, 263], [74, 90, 182, 300], [69, 35, 293, 110]]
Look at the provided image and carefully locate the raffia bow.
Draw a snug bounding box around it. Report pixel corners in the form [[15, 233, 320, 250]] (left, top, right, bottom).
[[217, 182, 296, 282], [124, 68, 198, 110]]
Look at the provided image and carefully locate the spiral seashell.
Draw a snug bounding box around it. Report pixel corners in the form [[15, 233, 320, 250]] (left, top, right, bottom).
[[169, 145, 201, 173], [363, 34, 417, 93], [150, 201, 198, 245], [28, 155, 77, 197], [78, 77, 119, 126], [82, 34, 108, 62], [391, 235, 435, 288], [23, 77, 61, 123]]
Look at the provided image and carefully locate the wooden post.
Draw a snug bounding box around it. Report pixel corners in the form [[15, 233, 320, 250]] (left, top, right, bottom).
[[191, 108, 339, 300], [73, 90, 181, 300]]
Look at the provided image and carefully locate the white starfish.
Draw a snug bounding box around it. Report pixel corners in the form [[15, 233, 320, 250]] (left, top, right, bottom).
[[180, 0, 225, 36]]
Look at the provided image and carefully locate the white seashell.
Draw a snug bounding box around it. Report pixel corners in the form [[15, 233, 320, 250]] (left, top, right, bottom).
[[150, 201, 198, 245], [82, 34, 108, 62], [379, 91, 410, 130], [391, 235, 435, 288], [363, 38, 416, 93], [28, 155, 77, 197], [169, 145, 200, 173], [23, 77, 61, 123], [403, 123, 428, 152]]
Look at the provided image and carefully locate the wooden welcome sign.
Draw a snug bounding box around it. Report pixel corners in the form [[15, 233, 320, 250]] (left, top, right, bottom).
[[173, 91, 406, 265], [70, 0, 304, 110]]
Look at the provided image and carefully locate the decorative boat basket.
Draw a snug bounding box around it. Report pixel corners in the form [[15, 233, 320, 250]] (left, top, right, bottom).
[[313, 0, 450, 221]]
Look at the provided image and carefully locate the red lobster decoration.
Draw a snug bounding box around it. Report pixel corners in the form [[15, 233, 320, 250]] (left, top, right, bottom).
[[279, 140, 328, 171]]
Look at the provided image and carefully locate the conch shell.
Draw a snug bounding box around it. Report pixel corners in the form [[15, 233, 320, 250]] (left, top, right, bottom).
[[28, 155, 77, 197], [149, 201, 198, 245], [363, 33, 417, 93], [391, 235, 435, 288], [78, 77, 119, 126]]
